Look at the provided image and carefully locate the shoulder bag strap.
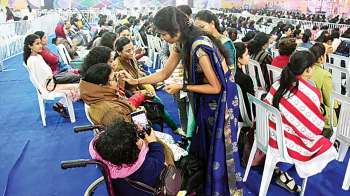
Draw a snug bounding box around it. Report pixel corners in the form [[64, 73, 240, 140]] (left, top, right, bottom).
[[46, 78, 57, 92], [125, 178, 157, 195]]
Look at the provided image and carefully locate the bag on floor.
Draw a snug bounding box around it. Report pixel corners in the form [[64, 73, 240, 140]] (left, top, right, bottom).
[[175, 154, 204, 194]]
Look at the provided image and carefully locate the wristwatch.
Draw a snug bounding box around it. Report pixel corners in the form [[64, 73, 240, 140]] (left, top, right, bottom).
[[182, 84, 188, 92]]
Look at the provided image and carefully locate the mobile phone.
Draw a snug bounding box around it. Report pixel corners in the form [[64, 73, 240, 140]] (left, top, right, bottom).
[[131, 110, 149, 130]]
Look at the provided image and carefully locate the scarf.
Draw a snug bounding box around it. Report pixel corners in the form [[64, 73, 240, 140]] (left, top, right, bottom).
[[55, 23, 66, 39], [89, 137, 149, 179], [80, 80, 131, 106], [114, 57, 141, 79]]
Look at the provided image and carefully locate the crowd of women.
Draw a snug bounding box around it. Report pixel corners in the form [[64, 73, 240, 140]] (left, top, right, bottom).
[[22, 5, 348, 195]]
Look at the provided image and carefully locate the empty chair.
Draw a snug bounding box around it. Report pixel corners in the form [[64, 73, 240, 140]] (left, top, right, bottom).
[[329, 53, 350, 68], [324, 63, 350, 96]]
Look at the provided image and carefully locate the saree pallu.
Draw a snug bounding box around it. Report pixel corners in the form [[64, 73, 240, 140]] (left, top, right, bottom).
[[188, 36, 243, 195]]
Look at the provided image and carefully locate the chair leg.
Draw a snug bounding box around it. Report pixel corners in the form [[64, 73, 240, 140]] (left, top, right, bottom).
[[38, 95, 46, 127], [300, 178, 308, 196], [258, 150, 278, 196], [342, 159, 350, 190], [337, 143, 349, 162], [243, 140, 257, 182], [65, 96, 76, 123]]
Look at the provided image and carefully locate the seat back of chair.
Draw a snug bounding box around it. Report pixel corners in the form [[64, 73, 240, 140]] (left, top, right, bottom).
[[247, 59, 266, 90], [84, 103, 94, 125], [57, 44, 72, 65], [247, 93, 290, 161], [266, 64, 282, 84], [237, 85, 253, 127], [270, 48, 279, 58], [331, 92, 350, 144], [134, 30, 146, 48], [296, 47, 309, 51], [22, 62, 49, 97], [324, 63, 350, 96], [329, 54, 350, 68]]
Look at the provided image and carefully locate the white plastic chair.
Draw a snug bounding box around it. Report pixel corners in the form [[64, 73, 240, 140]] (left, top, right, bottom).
[[84, 103, 101, 135], [330, 92, 350, 160], [243, 93, 308, 196], [343, 161, 350, 190], [236, 85, 253, 141], [266, 64, 282, 84], [329, 54, 350, 68], [152, 52, 161, 70], [84, 103, 94, 125], [57, 44, 72, 65], [246, 59, 267, 97], [270, 48, 279, 58], [23, 62, 75, 126], [296, 47, 309, 51], [324, 63, 350, 96], [330, 92, 350, 190]]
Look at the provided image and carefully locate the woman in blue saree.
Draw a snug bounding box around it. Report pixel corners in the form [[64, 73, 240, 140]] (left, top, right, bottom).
[[122, 6, 243, 195]]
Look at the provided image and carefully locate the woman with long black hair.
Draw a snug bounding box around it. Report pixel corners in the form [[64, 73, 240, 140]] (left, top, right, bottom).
[[122, 6, 242, 195], [194, 10, 237, 73], [24, 34, 80, 117], [264, 51, 337, 190], [247, 32, 273, 88]]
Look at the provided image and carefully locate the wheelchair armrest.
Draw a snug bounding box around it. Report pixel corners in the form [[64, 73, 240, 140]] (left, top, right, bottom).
[[61, 159, 92, 169]]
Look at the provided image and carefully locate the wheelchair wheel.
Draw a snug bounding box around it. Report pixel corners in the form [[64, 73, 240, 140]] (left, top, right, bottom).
[[84, 176, 105, 196]]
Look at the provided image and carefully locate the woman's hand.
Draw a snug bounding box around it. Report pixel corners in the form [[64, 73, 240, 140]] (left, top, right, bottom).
[[120, 70, 139, 85], [164, 83, 182, 95]]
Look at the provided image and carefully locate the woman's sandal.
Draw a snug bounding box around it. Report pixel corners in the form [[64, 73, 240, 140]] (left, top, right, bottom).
[[275, 170, 301, 193], [53, 103, 69, 119]]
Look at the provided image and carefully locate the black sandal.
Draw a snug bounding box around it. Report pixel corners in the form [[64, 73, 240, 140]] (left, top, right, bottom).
[[275, 170, 301, 193], [53, 103, 69, 119]]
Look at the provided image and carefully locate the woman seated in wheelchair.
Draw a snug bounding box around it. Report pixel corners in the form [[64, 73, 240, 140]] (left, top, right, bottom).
[[23, 34, 80, 118], [90, 118, 165, 196], [79, 62, 187, 162], [263, 50, 337, 192], [80, 45, 185, 136]]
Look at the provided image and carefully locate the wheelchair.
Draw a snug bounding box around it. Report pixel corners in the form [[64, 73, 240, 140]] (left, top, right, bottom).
[[61, 125, 115, 196], [61, 124, 192, 196]]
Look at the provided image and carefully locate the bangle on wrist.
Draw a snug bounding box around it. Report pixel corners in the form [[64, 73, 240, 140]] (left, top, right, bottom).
[[182, 84, 188, 92]]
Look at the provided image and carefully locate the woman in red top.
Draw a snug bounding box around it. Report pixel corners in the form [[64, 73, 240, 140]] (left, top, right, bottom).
[[271, 38, 297, 68], [34, 31, 60, 74], [34, 31, 79, 75]]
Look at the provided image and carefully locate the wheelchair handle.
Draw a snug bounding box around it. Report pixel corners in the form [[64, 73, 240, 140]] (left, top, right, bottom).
[[61, 159, 91, 169], [73, 125, 104, 133]]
